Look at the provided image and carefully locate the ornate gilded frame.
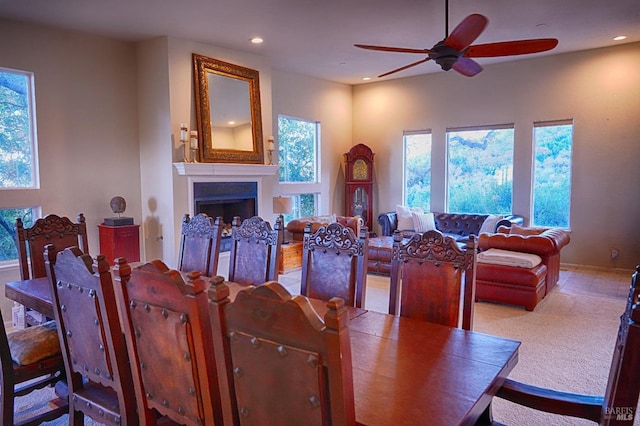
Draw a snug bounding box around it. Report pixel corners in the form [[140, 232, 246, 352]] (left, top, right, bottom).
[[193, 53, 264, 164]]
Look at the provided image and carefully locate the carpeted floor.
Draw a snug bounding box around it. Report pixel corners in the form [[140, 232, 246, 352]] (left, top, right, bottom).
[[16, 265, 637, 425]]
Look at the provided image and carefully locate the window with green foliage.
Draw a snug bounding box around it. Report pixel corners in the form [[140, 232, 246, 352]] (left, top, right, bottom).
[[277, 115, 320, 219], [532, 121, 573, 228], [403, 131, 432, 209], [1, 68, 37, 188], [0, 207, 36, 262], [278, 115, 318, 184], [447, 126, 514, 214]]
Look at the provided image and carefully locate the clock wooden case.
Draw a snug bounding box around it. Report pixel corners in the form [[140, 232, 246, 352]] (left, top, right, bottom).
[[344, 143, 374, 229]]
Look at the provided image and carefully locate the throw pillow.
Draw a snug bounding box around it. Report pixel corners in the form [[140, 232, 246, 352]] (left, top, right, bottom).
[[479, 214, 504, 234], [411, 212, 436, 232], [8, 321, 61, 365], [396, 205, 424, 231]]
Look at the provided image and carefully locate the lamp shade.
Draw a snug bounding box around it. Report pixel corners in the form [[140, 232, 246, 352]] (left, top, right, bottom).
[[273, 196, 293, 214]]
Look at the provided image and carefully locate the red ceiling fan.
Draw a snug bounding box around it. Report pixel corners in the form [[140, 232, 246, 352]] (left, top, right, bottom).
[[355, 0, 558, 77]]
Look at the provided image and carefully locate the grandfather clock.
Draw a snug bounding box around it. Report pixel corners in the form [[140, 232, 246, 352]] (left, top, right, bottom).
[[344, 143, 374, 229]]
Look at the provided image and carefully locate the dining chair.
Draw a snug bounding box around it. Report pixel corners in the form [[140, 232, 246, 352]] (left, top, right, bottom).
[[177, 213, 224, 277], [112, 259, 224, 426], [16, 213, 88, 281], [389, 229, 478, 330], [484, 265, 640, 426], [208, 279, 357, 425], [44, 245, 137, 426], [300, 221, 369, 308], [227, 215, 283, 286], [0, 311, 68, 425]]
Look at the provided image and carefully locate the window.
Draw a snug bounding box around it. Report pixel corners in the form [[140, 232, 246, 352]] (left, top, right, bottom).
[[278, 115, 318, 184], [403, 131, 432, 209], [0, 207, 36, 262], [532, 121, 573, 228], [0, 67, 38, 188], [277, 115, 321, 219], [447, 125, 514, 214]]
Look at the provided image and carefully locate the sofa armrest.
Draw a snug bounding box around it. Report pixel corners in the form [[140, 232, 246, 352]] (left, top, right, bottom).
[[479, 233, 557, 257], [377, 212, 397, 237]]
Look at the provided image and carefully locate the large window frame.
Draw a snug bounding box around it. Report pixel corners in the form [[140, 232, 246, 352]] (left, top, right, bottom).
[[0, 66, 39, 189], [446, 124, 514, 215], [277, 114, 322, 219], [403, 130, 432, 210], [531, 120, 573, 228]]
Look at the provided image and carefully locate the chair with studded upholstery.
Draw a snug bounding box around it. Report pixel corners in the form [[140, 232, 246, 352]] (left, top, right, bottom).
[[300, 221, 369, 308], [227, 216, 283, 286], [45, 245, 137, 426], [208, 279, 356, 425], [389, 229, 478, 330], [177, 213, 224, 277], [113, 259, 225, 425]]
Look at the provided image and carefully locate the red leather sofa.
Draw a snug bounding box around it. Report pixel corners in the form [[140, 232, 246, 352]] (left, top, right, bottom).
[[476, 224, 571, 310]]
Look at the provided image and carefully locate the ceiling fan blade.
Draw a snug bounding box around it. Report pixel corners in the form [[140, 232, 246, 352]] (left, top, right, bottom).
[[378, 58, 431, 78], [355, 44, 435, 55], [445, 14, 488, 51], [452, 58, 483, 77], [464, 38, 559, 57]]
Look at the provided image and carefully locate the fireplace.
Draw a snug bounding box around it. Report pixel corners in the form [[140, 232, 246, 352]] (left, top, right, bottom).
[[193, 181, 258, 252]]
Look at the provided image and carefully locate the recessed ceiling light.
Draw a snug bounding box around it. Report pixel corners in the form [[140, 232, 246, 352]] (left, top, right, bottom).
[[362, 77, 371, 81], [228, 121, 236, 125], [613, 35, 627, 41], [250, 37, 264, 44]]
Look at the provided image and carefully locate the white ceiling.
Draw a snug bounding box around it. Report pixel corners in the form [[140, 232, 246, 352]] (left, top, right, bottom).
[[0, 0, 638, 85]]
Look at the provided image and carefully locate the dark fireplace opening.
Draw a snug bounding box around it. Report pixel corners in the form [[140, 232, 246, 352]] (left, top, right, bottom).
[[194, 181, 258, 252]]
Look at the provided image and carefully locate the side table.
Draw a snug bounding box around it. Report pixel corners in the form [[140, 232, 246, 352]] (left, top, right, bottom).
[[98, 223, 141, 265], [279, 241, 303, 274]]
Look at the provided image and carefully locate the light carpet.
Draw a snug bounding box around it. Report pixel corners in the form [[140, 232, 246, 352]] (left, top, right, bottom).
[[16, 271, 635, 426]]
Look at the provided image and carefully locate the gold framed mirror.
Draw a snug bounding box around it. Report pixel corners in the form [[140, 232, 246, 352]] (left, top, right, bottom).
[[193, 53, 264, 163]]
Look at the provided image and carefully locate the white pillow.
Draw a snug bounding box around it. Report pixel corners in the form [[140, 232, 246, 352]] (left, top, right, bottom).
[[412, 212, 436, 232], [396, 205, 424, 231], [478, 248, 542, 268], [479, 214, 504, 234]]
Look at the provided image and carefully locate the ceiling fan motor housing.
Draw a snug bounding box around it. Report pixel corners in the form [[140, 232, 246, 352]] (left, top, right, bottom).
[[430, 42, 461, 71]]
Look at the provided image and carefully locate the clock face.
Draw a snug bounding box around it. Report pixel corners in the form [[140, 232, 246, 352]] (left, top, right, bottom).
[[353, 159, 368, 180]]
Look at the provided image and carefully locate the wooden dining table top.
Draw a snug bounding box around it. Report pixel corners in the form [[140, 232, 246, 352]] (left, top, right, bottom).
[[5, 274, 520, 425]]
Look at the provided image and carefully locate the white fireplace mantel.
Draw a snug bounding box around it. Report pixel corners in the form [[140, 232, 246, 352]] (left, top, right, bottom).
[[173, 162, 278, 177]]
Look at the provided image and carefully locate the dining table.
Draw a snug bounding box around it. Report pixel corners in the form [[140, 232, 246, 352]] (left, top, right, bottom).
[[5, 274, 520, 425]]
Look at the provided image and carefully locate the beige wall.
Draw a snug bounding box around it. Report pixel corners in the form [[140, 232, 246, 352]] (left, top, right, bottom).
[[352, 42, 640, 270], [0, 19, 141, 317], [271, 71, 353, 215]]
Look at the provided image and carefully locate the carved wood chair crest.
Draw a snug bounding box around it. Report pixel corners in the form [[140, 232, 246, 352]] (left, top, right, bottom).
[[304, 222, 366, 256], [232, 216, 280, 245], [392, 229, 476, 270]]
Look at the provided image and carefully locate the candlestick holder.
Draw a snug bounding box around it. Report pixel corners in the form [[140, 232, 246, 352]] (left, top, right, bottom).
[[267, 149, 274, 165], [179, 123, 190, 162]]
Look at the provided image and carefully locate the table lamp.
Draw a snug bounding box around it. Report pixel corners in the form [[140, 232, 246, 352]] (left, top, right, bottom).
[[272, 196, 293, 244]]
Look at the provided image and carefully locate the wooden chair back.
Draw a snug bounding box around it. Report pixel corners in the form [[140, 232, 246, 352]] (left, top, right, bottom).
[[0, 310, 68, 425], [300, 222, 369, 308], [208, 279, 356, 426], [113, 259, 224, 426], [389, 229, 477, 330], [494, 265, 640, 425], [177, 213, 224, 276], [45, 245, 137, 426], [228, 216, 283, 286], [16, 213, 88, 280]]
